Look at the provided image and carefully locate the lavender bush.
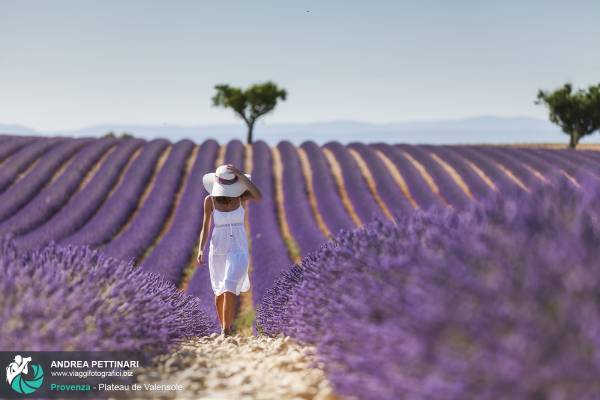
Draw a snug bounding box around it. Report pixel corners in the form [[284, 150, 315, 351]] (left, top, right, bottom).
[[0, 137, 64, 193], [61, 139, 169, 247], [348, 142, 413, 219], [574, 148, 600, 165], [324, 141, 387, 223], [245, 141, 292, 306], [424, 145, 493, 201], [449, 146, 519, 192], [0, 135, 38, 163], [373, 143, 442, 210], [504, 147, 567, 183], [16, 139, 144, 251], [222, 138, 244, 166], [537, 148, 600, 181], [398, 144, 470, 209], [0, 138, 118, 235], [475, 146, 539, 187], [278, 141, 325, 255], [0, 138, 89, 221], [258, 175, 600, 399], [142, 140, 218, 284], [0, 236, 211, 353], [560, 149, 600, 171], [300, 141, 355, 234], [102, 140, 194, 262]]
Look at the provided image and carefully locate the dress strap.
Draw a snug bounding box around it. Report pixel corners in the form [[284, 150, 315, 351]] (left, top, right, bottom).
[[210, 195, 215, 208]]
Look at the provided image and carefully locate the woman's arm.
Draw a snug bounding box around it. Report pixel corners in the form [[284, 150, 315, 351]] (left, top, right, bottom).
[[227, 164, 262, 201], [196, 196, 213, 264]]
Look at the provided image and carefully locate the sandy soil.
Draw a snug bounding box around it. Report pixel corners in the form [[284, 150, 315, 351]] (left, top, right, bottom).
[[135, 334, 337, 400]]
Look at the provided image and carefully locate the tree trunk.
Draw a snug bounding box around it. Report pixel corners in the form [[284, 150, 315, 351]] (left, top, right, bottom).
[[568, 132, 580, 149], [246, 121, 254, 144]]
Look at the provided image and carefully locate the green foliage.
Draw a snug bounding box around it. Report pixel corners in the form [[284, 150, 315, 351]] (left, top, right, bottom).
[[212, 81, 287, 144], [103, 131, 134, 139], [536, 83, 600, 148]]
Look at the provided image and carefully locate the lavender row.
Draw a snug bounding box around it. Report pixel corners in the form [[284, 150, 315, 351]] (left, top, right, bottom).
[[143, 140, 219, 284], [16, 139, 144, 250], [300, 141, 355, 235], [373, 143, 442, 210], [102, 140, 194, 262], [0, 136, 38, 163], [222, 139, 245, 166], [537, 148, 600, 180], [347, 143, 413, 220], [60, 139, 169, 247], [0, 236, 212, 352], [399, 144, 471, 209], [572, 148, 600, 165], [0, 137, 64, 193], [513, 147, 593, 183], [247, 141, 293, 307], [278, 141, 325, 256], [258, 175, 600, 399], [0, 138, 118, 236], [424, 145, 492, 201], [473, 146, 539, 188], [324, 142, 387, 223], [0, 138, 90, 222], [501, 147, 565, 182], [448, 145, 517, 192]]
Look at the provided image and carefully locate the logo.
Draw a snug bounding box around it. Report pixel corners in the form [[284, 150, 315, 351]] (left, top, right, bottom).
[[5, 355, 44, 394]]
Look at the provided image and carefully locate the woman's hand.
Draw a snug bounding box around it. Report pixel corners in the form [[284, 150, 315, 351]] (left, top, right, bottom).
[[196, 250, 205, 265], [226, 164, 242, 176], [226, 163, 263, 201]]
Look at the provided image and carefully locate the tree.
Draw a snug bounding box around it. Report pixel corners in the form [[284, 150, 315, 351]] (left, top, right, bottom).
[[103, 131, 133, 139], [536, 83, 600, 149], [212, 81, 287, 144]]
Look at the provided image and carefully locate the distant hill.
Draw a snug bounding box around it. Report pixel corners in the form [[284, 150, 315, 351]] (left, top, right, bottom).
[[1, 116, 599, 145]]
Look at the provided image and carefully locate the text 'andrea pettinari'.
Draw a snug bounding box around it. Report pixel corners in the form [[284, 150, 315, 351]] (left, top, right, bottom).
[[51, 360, 140, 368]]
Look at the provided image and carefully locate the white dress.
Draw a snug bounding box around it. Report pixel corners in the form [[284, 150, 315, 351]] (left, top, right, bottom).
[[208, 196, 251, 296]]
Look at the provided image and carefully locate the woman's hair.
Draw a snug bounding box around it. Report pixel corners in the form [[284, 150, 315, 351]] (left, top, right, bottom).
[[214, 190, 250, 205]]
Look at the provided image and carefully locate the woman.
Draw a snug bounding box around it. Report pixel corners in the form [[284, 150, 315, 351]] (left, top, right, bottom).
[[196, 164, 262, 336]]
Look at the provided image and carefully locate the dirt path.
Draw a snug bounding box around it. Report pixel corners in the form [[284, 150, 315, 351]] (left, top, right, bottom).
[[136, 334, 337, 400]]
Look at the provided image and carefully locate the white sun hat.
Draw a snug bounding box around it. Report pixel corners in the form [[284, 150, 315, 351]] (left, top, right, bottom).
[[202, 164, 251, 197]]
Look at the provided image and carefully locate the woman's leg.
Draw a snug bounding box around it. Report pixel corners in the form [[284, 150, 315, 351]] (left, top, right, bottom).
[[215, 294, 225, 328], [223, 291, 237, 332]]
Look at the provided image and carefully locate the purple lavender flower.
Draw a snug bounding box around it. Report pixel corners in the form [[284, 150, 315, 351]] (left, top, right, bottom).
[[0, 236, 212, 353], [259, 175, 600, 399], [0, 137, 64, 193], [278, 141, 325, 255], [15, 139, 144, 251], [60, 139, 169, 247], [300, 141, 355, 234], [0, 138, 90, 221]]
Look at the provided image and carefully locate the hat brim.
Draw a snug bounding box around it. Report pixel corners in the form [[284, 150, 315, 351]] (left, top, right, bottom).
[[202, 172, 252, 197]]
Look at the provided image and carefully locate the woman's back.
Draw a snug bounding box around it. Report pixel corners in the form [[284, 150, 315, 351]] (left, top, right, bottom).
[[212, 200, 245, 225], [210, 196, 247, 254]]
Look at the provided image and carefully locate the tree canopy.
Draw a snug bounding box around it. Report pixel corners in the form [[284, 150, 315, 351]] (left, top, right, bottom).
[[212, 81, 287, 144], [536, 83, 600, 148]]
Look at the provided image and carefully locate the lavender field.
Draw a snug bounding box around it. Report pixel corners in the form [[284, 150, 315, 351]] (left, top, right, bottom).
[[1, 133, 599, 399]]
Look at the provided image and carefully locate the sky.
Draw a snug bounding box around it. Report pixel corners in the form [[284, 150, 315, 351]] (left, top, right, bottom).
[[0, 0, 599, 132]]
